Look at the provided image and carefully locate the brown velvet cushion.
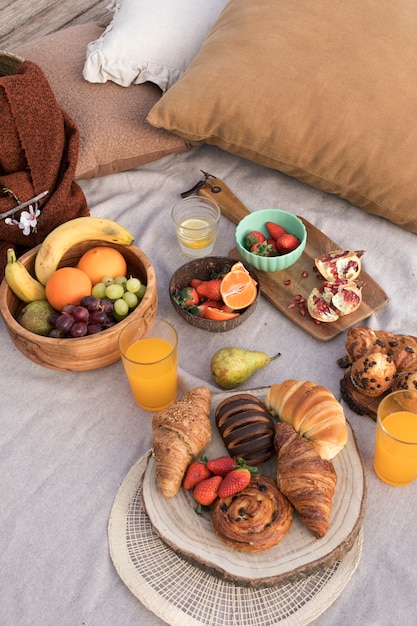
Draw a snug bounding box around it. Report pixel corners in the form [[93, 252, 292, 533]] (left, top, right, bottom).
[[148, 0, 417, 233], [12, 23, 188, 179]]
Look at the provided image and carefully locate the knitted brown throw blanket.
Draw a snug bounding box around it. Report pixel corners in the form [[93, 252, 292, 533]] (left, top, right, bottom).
[[0, 59, 89, 280]]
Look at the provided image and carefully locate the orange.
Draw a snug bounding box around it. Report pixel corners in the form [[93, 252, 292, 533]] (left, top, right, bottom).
[[77, 246, 127, 285], [220, 269, 257, 310], [204, 307, 240, 321], [45, 267, 92, 311]]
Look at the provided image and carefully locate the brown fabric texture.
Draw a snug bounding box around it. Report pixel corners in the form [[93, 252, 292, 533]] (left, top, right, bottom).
[[147, 0, 417, 234], [0, 60, 89, 279], [12, 23, 188, 180]]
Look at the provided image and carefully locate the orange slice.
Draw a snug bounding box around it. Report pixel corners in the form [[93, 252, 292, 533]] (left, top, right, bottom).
[[204, 307, 240, 321], [220, 269, 257, 310]]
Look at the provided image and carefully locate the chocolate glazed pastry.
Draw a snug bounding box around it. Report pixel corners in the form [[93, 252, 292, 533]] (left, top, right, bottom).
[[215, 393, 276, 464], [211, 475, 293, 552]]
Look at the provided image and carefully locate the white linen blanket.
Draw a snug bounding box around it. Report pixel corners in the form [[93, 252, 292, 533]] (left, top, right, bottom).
[[1, 144, 416, 626]]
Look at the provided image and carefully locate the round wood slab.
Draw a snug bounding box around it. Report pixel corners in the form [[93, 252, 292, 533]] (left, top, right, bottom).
[[142, 388, 367, 587]]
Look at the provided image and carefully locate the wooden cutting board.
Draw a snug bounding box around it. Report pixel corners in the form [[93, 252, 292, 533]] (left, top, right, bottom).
[[197, 176, 389, 341], [142, 388, 367, 587]]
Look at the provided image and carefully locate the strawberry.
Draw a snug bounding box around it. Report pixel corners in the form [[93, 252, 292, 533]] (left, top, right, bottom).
[[190, 278, 203, 289], [195, 278, 222, 301], [244, 230, 266, 249], [217, 468, 252, 498], [267, 238, 279, 255], [173, 287, 199, 309], [193, 475, 223, 507], [250, 241, 274, 257], [206, 455, 236, 477], [266, 221, 287, 240], [182, 459, 211, 490], [276, 233, 300, 254]]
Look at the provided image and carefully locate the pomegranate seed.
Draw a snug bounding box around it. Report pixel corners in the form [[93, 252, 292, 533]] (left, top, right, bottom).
[[284, 279, 291, 286], [302, 271, 308, 278], [288, 302, 297, 309], [293, 294, 303, 302], [299, 302, 306, 316]]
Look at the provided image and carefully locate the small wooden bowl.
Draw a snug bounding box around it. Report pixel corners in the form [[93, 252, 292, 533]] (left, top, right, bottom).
[[169, 257, 259, 332], [0, 241, 158, 371]]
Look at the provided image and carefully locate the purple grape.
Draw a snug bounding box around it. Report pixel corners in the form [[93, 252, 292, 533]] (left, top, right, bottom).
[[72, 305, 89, 323], [48, 311, 60, 326], [89, 310, 108, 326], [80, 295, 101, 312], [55, 313, 74, 333], [49, 328, 67, 338], [70, 322, 88, 337], [100, 298, 113, 314], [62, 304, 77, 316], [86, 324, 102, 335]]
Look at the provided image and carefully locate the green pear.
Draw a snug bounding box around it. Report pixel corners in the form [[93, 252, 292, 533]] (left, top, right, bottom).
[[18, 300, 56, 336], [210, 347, 281, 389]]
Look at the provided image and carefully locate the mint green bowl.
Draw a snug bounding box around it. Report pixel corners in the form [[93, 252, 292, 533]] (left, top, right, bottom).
[[235, 209, 307, 272]]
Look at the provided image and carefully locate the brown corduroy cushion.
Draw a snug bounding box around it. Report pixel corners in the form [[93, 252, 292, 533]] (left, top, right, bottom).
[[147, 0, 417, 233], [12, 23, 188, 179]]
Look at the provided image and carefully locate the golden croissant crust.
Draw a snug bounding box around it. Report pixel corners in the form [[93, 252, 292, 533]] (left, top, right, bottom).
[[274, 421, 337, 539], [152, 386, 212, 498], [211, 475, 293, 552], [264, 379, 348, 460]]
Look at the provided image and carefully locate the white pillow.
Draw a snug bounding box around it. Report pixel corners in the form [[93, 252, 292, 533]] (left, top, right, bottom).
[[83, 0, 229, 91]]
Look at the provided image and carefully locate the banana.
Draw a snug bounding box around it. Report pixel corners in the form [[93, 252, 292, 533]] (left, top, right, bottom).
[[5, 248, 47, 303], [34, 217, 135, 285]]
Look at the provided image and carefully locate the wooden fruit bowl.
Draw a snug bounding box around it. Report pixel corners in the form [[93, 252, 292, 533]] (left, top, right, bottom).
[[0, 241, 158, 371]]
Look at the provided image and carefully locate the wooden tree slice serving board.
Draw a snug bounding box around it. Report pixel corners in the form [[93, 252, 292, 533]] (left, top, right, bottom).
[[142, 388, 367, 588], [197, 177, 389, 341]]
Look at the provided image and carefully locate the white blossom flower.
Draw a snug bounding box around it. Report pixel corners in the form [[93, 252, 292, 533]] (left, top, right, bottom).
[[5, 203, 40, 235], [18, 204, 40, 235]]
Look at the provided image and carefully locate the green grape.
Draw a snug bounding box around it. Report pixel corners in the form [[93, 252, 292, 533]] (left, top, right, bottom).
[[114, 275, 128, 288], [105, 283, 125, 301], [113, 298, 129, 318], [91, 282, 106, 300], [122, 291, 139, 309], [102, 276, 115, 287], [126, 277, 141, 293], [136, 284, 146, 299]]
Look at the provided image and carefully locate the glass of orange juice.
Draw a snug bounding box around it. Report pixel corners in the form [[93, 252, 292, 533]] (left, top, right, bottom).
[[374, 389, 417, 486], [118, 317, 178, 412], [171, 196, 220, 258]]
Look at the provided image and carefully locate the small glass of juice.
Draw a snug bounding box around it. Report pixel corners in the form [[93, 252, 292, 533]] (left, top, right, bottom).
[[118, 317, 178, 412], [374, 389, 417, 486], [171, 196, 221, 258]]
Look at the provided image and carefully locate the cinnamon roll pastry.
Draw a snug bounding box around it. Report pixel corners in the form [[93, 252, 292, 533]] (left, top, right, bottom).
[[211, 475, 292, 552], [215, 393, 275, 464], [274, 421, 337, 539]]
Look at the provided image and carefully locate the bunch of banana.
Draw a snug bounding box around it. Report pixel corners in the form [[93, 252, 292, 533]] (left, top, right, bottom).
[[35, 217, 135, 285], [4, 217, 135, 303], [5, 248, 46, 303]]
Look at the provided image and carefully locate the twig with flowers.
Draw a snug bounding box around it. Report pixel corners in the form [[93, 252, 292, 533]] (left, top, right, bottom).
[[1, 188, 48, 235]]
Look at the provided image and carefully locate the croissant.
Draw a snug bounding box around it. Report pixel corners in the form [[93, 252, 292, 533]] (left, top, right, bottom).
[[274, 421, 337, 539], [152, 386, 212, 498], [264, 380, 348, 460]]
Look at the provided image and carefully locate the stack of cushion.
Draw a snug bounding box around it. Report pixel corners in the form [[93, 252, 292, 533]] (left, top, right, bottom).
[[9, 0, 417, 235]]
